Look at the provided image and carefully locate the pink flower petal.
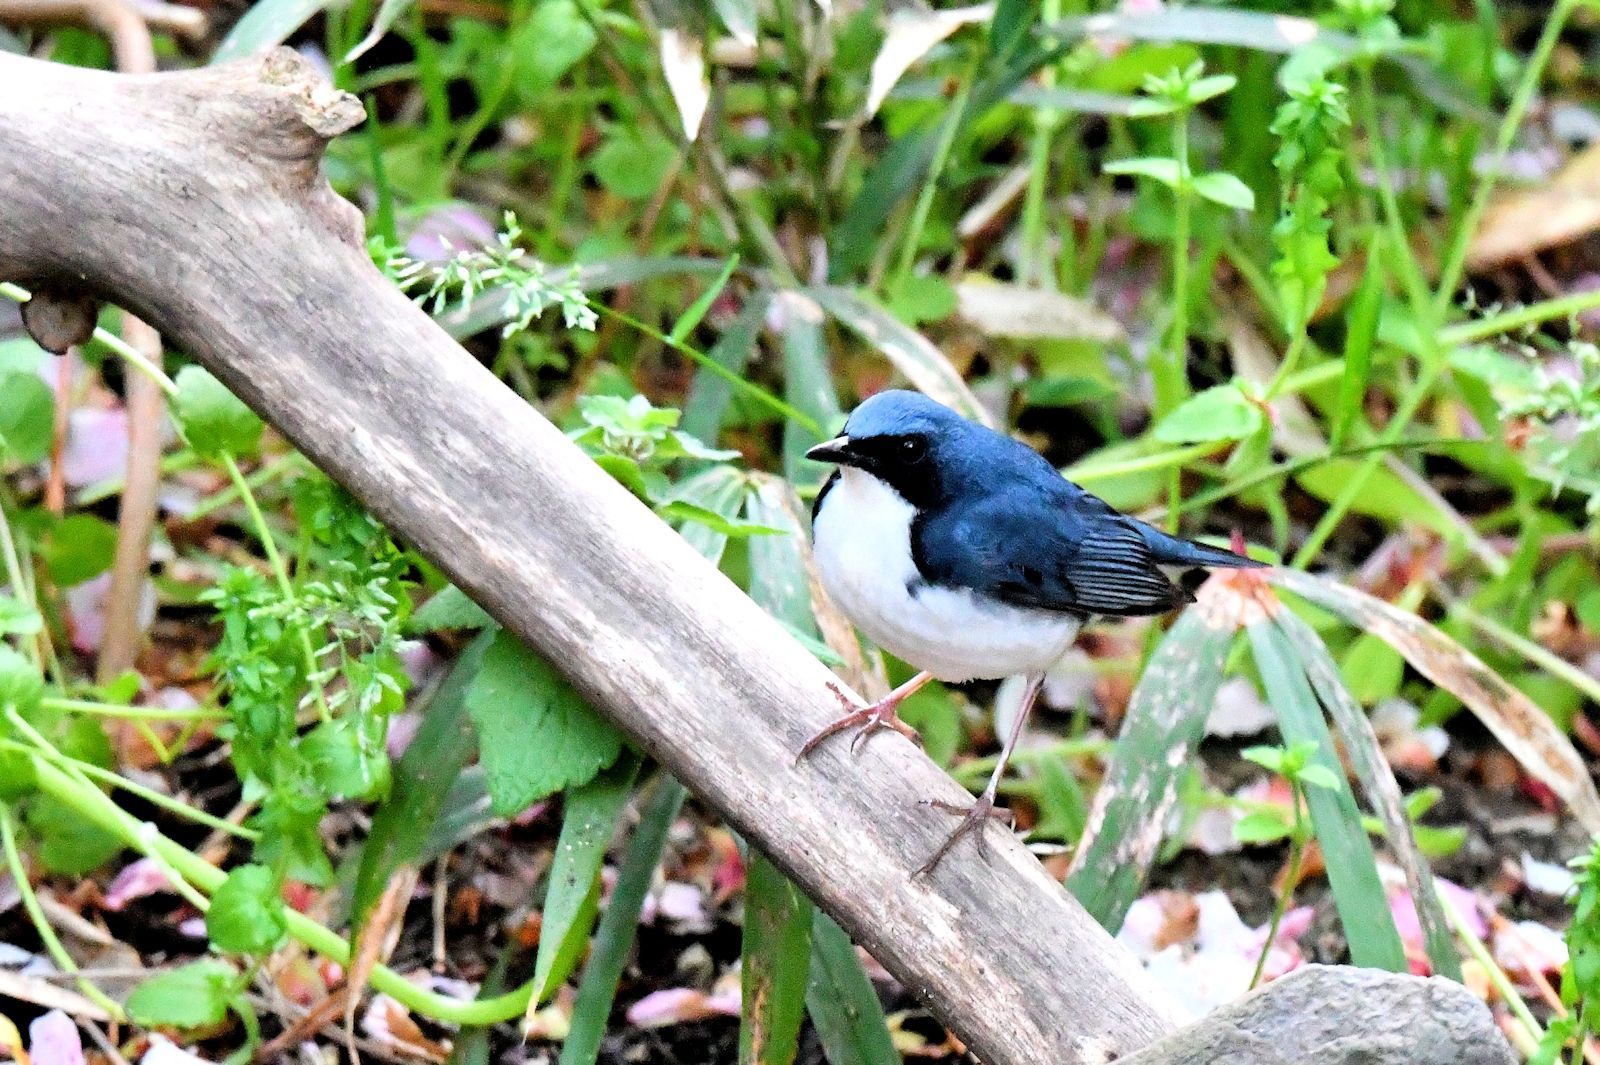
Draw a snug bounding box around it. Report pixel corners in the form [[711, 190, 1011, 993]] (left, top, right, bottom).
[[625, 987, 740, 1028], [104, 858, 174, 911], [28, 1011, 83, 1065]]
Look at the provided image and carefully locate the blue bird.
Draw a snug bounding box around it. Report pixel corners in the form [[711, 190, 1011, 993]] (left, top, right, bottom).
[[801, 389, 1264, 875]]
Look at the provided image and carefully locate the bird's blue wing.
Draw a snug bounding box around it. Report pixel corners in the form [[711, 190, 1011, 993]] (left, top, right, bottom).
[[912, 489, 1186, 617]]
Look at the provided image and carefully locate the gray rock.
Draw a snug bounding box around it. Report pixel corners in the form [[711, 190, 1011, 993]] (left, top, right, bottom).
[[1116, 965, 1515, 1065]]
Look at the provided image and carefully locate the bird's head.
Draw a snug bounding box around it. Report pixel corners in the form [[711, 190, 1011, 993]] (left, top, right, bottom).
[[805, 390, 967, 507]]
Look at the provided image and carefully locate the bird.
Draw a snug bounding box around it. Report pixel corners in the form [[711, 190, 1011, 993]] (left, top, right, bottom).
[[799, 389, 1265, 876]]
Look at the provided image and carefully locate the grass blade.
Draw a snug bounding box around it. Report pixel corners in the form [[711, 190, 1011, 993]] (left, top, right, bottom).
[[805, 914, 899, 1065], [1249, 617, 1408, 973], [739, 853, 814, 1065], [1276, 608, 1460, 980], [529, 752, 642, 1010], [773, 291, 842, 487], [1330, 251, 1382, 451], [211, 0, 330, 62], [670, 255, 740, 344], [559, 773, 688, 1065], [1066, 605, 1237, 930], [1268, 568, 1600, 834], [808, 286, 991, 426], [682, 291, 769, 444]]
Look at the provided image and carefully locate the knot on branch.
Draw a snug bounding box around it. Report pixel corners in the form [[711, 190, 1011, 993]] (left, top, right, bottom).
[[21, 287, 100, 353], [260, 48, 364, 141]]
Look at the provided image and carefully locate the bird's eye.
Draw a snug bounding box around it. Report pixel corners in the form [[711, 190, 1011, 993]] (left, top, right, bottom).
[[900, 438, 924, 459]]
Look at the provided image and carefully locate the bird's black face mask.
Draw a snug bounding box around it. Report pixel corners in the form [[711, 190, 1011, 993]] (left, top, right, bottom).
[[806, 432, 944, 508]]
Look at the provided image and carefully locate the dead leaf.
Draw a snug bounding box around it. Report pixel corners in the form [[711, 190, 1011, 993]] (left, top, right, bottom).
[[865, 4, 993, 118], [660, 29, 710, 141], [1267, 568, 1600, 834], [954, 278, 1124, 343], [1469, 141, 1600, 269]]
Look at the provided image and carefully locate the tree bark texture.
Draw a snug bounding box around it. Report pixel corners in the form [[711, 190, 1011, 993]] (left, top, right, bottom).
[[0, 51, 1184, 1064]]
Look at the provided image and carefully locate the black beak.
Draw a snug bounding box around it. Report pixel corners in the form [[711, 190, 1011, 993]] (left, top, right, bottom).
[[805, 435, 855, 464]]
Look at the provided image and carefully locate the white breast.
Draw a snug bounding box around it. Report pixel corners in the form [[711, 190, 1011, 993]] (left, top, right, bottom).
[[811, 468, 1081, 683]]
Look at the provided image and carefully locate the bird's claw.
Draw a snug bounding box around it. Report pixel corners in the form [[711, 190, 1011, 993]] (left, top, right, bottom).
[[913, 796, 1013, 876], [795, 683, 921, 762]]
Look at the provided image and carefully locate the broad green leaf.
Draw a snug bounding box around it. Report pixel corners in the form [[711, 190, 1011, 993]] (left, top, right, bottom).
[[1331, 252, 1382, 450], [740, 852, 813, 1065], [206, 864, 289, 956], [1103, 156, 1184, 188], [666, 465, 755, 566], [171, 366, 264, 459], [560, 776, 686, 1065], [301, 717, 390, 802], [886, 274, 957, 327], [353, 631, 490, 926], [1249, 618, 1406, 972], [0, 645, 43, 715], [0, 748, 36, 801], [0, 594, 42, 637], [773, 292, 840, 487], [0, 371, 52, 465], [805, 913, 899, 1065], [681, 292, 768, 445], [127, 959, 238, 1029], [590, 128, 676, 200], [1296, 764, 1343, 791], [655, 501, 782, 539], [1153, 383, 1263, 444], [1294, 460, 1450, 534], [211, 0, 329, 62], [27, 798, 122, 875], [1233, 810, 1292, 844], [1191, 171, 1255, 210], [531, 752, 640, 1004], [1067, 608, 1235, 930], [39, 514, 118, 587], [513, 0, 597, 97], [409, 584, 494, 633], [466, 630, 624, 815]]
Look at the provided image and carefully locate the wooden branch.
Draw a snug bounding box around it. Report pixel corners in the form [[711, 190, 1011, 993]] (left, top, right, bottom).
[[0, 52, 1182, 1064]]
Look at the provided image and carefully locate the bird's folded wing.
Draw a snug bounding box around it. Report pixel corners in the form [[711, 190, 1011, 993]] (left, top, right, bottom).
[[914, 497, 1185, 617]]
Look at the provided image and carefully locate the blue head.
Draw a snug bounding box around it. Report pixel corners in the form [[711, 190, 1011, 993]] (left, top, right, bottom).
[[806, 390, 1019, 507]]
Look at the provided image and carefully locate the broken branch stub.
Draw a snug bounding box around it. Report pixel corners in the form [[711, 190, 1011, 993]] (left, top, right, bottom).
[[0, 50, 1182, 1065]]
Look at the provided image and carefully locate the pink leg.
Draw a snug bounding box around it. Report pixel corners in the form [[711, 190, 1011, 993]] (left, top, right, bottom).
[[796, 672, 935, 761], [914, 672, 1044, 877]]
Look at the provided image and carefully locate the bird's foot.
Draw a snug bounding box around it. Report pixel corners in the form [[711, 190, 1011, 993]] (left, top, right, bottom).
[[796, 682, 922, 761], [913, 794, 1014, 877]]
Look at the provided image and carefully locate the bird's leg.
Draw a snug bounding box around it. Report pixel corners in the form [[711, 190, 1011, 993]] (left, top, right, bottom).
[[914, 673, 1045, 877], [796, 671, 935, 760]]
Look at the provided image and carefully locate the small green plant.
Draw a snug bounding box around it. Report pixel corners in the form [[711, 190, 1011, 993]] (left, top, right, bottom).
[[375, 212, 597, 334], [1532, 836, 1600, 1065], [1236, 740, 1345, 989]]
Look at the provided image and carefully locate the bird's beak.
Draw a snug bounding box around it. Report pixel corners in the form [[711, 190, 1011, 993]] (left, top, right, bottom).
[[805, 435, 854, 464]]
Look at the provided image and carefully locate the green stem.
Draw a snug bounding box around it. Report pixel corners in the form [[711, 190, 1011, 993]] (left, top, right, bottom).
[[1249, 786, 1305, 990], [1439, 591, 1600, 708], [1436, 882, 1544, 1045], [890, 57, 979, 298], [1161, 114, 1193, 419], [187, 453, 309, 523], [0, 499, 40, 670], [0, 283, 178, 397], [1441, 286, 1600, 346], [24, 753, 537, 1026], [1431, 0, 1579, 313], [1064, 442, 1223, 484], [221, 452, 332, 723], [0, 803, 127, 1020], [40, 696, 224, 722]]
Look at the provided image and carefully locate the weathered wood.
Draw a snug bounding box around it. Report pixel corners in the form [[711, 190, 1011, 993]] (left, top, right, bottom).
[[1115, 966, 1516, 1065], [0, 51, 1183, 1064]]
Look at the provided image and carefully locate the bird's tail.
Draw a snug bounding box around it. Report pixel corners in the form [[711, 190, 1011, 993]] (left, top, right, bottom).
[[1137, 524, 1265, 570]]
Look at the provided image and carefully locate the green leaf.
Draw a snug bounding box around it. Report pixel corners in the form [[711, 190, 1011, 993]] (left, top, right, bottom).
[[1233, 810, 1292, 844], [301, 717, 390, 802], [1153, 383, 1263, 444], [590, 128, 676, 200], [1188, 72, 1237, 103], [212, 0, 328, 62], [532, 752, 640, 1003], [467, 630, 624, 815], [0, 371, 53, 465], [1295, 460, 1450, 534], [1331, 255, 1382, 450], [345, 0, 414, 61], [127, 959, 239, 1029], [512, 0, 597, 97], [885, 274, 957, 326], [1240, 745, 1286, 774], [669, 256, 740, 344], [1191, 171, 1255, 210], [26, 798, 122, 875], [560, 776, 686, 1065], [0, 594, 43, 637], [805, 913, 899, 1065], [1248, 618, 1407, 972], [1126, 97, 1181, 117], [409, 584, 494, 633], [656, 501, 782, 539], [38, 514, 118, 586], [1067, 608, 1235, 930], [1103, 156, 1184, 188], [206, 864, 289, 956], [740, 853, 813, 1065], [1295, 763, 1343, 791], [172, 366, 264, 459], [0, 748, 37, 801], [0, 645, 43, 715]]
